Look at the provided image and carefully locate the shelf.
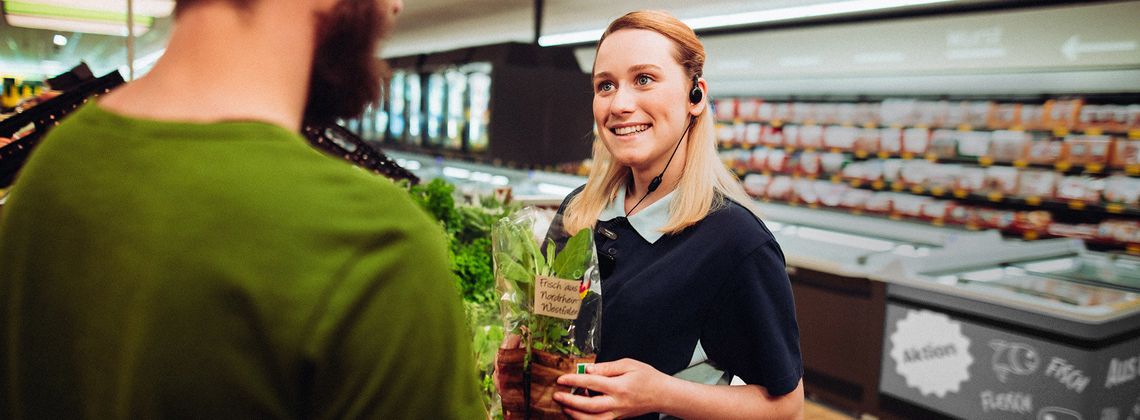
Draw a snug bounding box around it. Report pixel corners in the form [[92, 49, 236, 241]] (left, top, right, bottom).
[[713, 121, 1140, 138]]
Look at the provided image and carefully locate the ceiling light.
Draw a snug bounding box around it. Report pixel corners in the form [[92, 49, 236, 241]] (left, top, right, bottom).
[[538, 0, 956, 46], [5, 0, 174, 17], [3, 1, 157, 36], [52, 34, 67, 46]]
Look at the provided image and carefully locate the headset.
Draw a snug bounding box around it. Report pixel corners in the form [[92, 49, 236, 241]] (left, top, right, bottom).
[[626, 74, 702, 217]]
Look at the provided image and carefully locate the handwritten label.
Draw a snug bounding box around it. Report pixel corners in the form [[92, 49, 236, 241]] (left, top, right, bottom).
[[1105, 355, 1138, 389], [990, 340, 1039, 383], [981, 390, 1033, 414], [1045, 357, 1090, 393], [534, 276, 584, 320], [890, 310, 973, 397]]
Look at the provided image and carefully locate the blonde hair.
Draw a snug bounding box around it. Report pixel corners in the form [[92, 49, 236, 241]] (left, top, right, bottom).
[[562, 10, 761, 236]]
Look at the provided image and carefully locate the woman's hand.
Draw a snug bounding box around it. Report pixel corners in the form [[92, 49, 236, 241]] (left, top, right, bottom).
[[553, 358, 670, 419]]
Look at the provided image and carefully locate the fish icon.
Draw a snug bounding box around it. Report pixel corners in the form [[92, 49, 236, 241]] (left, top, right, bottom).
[[991, 339, 1040, 383]]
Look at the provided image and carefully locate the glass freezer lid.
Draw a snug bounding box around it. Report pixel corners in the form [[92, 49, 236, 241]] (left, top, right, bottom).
[[925, 266, 1140, 317], [1015, 254, 1140, 293]]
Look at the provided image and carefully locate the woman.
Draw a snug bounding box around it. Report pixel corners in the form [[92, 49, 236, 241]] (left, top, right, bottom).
[[508, 10, 803, 420]]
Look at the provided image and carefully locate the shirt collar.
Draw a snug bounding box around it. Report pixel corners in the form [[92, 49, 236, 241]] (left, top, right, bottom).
[[598, 184, 675, 244]]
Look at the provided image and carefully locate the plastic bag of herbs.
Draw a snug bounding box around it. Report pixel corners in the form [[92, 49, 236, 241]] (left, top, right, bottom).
[[492, 207, 601, 420]]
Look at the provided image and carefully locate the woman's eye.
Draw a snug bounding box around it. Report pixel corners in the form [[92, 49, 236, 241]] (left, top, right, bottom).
[[636, 75, 652, 85], [597, 81, 614, 92]]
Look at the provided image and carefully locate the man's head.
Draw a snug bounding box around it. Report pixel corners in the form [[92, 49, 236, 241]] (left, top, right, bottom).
[[173, 0, 402, 124]]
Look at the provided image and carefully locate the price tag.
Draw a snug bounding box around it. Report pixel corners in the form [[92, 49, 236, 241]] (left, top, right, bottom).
[[1055, 161, 1072, 171], [932, 218, 945, 227], [772, 120, 783, 128], [910, 185, 926, 194], [863, 122, 878, 129], [805, 147, 816, 153], [889, 213, 903, 221], [954, 189, 969, 199], [892, 182, 905, 192], [855, 150, 869, 159], [1127, 244, 1140, 255], [1086, 162, 1104, 173], [808, 203, 820, 209], [931, 187, 946, 196], [850, 179, 864, 188], [784, 146, 795, 153], [1128, 164, 1140, 175], [830, 175, 842, 184], [988, 192, 1004, 202], [1107, 203, 1125, 214], [872, 180, 886, 190], [1053, 126, 1070, 137], [1068, 200, 1086, 210], [902, 152, 915, 160], [877, 151, 891, 159], [957, 124, 973, 132], [790, 201, 800, 207], [807, 174, 818, 180], [805, 119, 817, 126], [890, 123, 903, 129], [830, 147, 841, 154], [1013, 160, 1029, 168], [1086, 127, 1104, 136], [925, 153, 939, 162], [852, 209, 864, 215], [1011, 125, 1025, 132], [1023, 231, 1039, 241], [966, 223, 981, 231], [1130, 129, 1140, 140], [1025, 196, 1042, 206], [979, 156, 994, 166]]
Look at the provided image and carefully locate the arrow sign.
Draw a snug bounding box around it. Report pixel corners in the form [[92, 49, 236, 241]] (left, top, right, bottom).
[[1062, 35, 1138, 61]]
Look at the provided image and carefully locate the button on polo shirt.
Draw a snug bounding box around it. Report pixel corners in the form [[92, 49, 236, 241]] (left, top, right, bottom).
[[555, 185, 802, 420]]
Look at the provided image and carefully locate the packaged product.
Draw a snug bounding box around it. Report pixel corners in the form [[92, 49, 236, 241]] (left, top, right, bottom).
[[738, 99, 761, 121], [816, 181, 847, 207], [840, 189, 874, 209], [880, 127, 903, 155], [1098, 220, 1140, 243], [715, 98, 737, 121], [732, 123, 748, 147], [1016, 170, 1058, 198], [743, 173, 772, 198], [1019, 104, 1046, 130], [977, 208, 1016, 229], [757, 102, 775, 121], [893, 194, 930, 217], [799, 125, 824, 149], [1079, 104, 1132, 132], [493, 209, 602, 420], [1048, 223, 1099, 240], [989, 130, 1031, 163], [965, 101, 994, 128], [794, 179, 819, 204], [927, 164, 963, 190], [1025, 140, 1064, 165], [1063, 135, 1113, 166], [767, 176, 795, 200], [882, 159, 904, 182], [1129, 104, 1140, 128], [864, 192, 894, 213], [856, 102, 879, 124], [821, 152, 848, 175], [902, 127, 931, 155], [854, 128, 880, 153], [1013, 211, 1053, 232], [881, 99, 918, 126], [985, 167, 1020, 195], [773, 103, 794, 122], [843, 160, 883, 182], [916, 101, 948, 127], [716, 123, 736, 146], [761, 125, 785, 147], [949, 205, 973, 224], [1103, 176, 1140, 205], [767, 149, 790, 173], [799, 152, 822, 176], [988, 103, 1021, 129], [816, 103, 840, 125], [718, 150, 735, 168], [782, 125, 800, 149], [899, 160, 934, 185], [744, 123, 763, 146], [1111, 140, 1139, 168], [921, 200, 953, 220], [957, 131, 992, 158], [836, 103, 858, 125], [792, 102, 813, 123], [823, 126, 858, 150], [1056, 176, 1102, 203], [750, 148, 770, 172], [1044, 99, 1083, 128], [957, 167, 988, 192], [734, 150, 752, 173], [929, 130, 958, 159]]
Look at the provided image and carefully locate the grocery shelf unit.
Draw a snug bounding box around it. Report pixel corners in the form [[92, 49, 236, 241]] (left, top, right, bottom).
[[346, 43, 594, 169]]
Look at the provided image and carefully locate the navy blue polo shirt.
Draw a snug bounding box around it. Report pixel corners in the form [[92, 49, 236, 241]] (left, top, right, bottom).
[[550, 185, 802, 418]]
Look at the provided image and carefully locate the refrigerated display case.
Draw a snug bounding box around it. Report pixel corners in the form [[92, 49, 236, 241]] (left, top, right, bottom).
[[466, 67, 491, 153], [425, 72, 446, 147], [405, 72, 422, 146], [444, 68, 466, 150], [388, 70, 407, 143]]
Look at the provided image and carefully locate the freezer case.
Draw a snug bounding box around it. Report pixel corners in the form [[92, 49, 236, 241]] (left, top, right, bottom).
[[878, 244, 1140, 420]]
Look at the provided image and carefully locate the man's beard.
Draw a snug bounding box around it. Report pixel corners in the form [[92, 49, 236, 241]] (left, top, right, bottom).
[[304, 0, 392, 124]]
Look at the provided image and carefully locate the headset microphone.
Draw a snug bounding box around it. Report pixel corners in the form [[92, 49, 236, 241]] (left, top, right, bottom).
[[626, 76, 701, 217]]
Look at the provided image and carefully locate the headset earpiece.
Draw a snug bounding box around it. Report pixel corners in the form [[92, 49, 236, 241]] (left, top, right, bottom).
[[688, 76, 703, 104]]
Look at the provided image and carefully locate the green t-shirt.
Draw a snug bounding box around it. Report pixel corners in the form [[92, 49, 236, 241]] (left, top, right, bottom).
[[0, 103, 485, 419]]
